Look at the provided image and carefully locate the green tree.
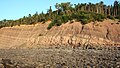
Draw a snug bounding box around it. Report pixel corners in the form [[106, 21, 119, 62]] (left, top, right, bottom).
[[99, 1, 104, 14], [113, 0, 119, 16], [118, 2, 120, 18]]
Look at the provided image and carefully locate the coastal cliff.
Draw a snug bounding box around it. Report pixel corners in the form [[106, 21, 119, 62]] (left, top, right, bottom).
[[0, 19, 119, 49]]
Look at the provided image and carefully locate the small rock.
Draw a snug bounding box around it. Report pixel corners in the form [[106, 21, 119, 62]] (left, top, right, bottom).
[[2, 59, 12, 64], [0, 58, 2, 63], [0, 64, 4, 68], [116, 65, 120, 68], [45, 64, 51, 68]]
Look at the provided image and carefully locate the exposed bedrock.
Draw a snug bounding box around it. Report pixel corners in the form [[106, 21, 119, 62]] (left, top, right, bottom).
[[0, 20, 120, 49]]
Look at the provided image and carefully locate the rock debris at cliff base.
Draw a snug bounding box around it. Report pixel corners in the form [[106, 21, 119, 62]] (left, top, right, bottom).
[[0, 47, 120, 68]]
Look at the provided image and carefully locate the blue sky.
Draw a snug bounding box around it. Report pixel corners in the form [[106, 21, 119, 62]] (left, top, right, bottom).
[[0, 0, 117, 20]]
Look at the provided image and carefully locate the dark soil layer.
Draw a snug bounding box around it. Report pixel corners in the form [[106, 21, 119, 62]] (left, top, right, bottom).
[[0, 47, 120, 68]]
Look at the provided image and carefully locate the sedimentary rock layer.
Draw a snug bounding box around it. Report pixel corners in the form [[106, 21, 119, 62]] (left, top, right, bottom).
[[0, 20, 119, 49]]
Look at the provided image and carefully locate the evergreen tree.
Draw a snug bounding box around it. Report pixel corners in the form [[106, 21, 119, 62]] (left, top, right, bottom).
[[118, 2, 120, 18], [0, 1, 120, 29]]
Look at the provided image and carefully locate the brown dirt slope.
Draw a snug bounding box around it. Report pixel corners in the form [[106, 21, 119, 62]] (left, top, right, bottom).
[[0, 19, 120, 49]]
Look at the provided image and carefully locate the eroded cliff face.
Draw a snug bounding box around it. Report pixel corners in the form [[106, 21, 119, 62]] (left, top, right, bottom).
[[0, 20, 120, 49]]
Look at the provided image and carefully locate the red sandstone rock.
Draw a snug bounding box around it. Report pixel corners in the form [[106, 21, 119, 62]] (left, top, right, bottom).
[[0, 20, 119, 49]]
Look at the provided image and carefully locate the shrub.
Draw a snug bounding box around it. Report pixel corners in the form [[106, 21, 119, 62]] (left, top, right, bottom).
[[107, 15, 115, 20], [47, 18, 62, 29], [47, 21, 55, 29], [94, 14, 106, 22], [61, 15, 69, 23], [80, 19, 89, 25]]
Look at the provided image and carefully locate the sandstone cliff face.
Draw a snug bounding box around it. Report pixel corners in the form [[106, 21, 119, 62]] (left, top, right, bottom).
[[0, 20, 120, 49]]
